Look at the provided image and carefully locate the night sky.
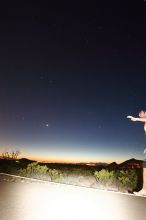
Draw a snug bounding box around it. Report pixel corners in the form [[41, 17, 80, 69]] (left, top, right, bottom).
[[0, 1, 146, 163]]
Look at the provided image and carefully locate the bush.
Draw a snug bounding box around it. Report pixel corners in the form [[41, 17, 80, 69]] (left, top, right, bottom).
[[19, 163, 63, 182], [93, 168, 138, 192], [19, 162, 48, 179], [118, 169, 137, 191], [1, 151, 20, 160], [94, 169, 115, 188], [48, 169, 63, 181]]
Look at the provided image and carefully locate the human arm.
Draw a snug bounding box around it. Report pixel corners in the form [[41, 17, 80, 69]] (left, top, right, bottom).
[[127, 116, 146, 122]]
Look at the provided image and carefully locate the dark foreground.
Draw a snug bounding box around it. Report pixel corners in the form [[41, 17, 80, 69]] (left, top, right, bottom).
[[0, 177, 146, 220]]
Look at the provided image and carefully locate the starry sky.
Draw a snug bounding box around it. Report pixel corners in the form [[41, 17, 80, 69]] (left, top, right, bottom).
[[0, 1, 146, 163]]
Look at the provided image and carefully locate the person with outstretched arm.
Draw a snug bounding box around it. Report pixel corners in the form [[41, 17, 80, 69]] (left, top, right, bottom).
[[127, 110, 146, 134], [127, 110, 146, 196]]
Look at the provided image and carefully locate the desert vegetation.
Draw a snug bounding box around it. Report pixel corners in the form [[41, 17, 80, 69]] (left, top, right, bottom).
[[1, 150, 20, 160], [19, 162, 49, 180], [94, 169, 137, 192], [0, 151, 141, 193]]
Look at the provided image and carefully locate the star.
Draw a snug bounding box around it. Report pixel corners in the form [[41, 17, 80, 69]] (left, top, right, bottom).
[[45, 123, 51, 128]]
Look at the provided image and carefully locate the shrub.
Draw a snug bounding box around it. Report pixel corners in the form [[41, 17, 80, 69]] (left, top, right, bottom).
[[93, 168, 138, 192], [94, 169, 115, 187], [118, 169, 137, 191], [18, 162, 48, 179], [48, 169, 63, 181], [1, 151, 20, 160]]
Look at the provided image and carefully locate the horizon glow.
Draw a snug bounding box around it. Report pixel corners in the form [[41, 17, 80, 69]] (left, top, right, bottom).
[[0, 141, 143, 164]]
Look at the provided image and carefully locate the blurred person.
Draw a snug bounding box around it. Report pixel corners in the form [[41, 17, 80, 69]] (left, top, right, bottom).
[[127, 111, 146, 196]]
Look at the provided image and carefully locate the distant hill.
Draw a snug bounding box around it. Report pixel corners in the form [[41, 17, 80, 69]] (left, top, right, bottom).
[[0, 157, 144, 169], [119, 158, 143, 168], [84, 159, 144, 169], [108, 162, 118, 168], [19, 158, 36, 163]]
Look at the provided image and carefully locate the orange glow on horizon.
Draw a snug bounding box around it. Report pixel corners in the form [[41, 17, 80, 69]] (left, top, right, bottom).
[[21, 153, 122, 164], [0, 147, 123, 164]]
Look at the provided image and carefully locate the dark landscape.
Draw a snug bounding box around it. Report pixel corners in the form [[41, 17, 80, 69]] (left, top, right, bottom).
[[0, 157, 144, 193]]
